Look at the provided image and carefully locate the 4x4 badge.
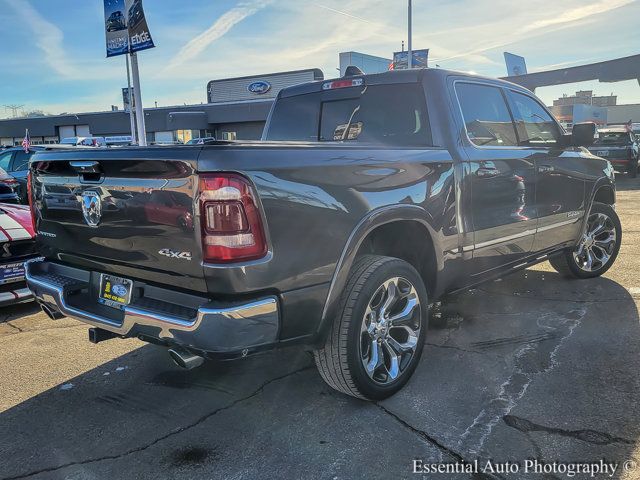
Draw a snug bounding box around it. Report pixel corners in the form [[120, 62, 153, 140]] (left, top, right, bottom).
[[159, 249, 192, 261]]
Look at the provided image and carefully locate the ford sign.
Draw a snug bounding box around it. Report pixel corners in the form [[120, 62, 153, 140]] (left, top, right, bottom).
[[247, 81, 272, 95]]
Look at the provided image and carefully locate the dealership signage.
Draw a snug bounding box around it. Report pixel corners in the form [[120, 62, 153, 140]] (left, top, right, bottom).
[[122, 87, 135, 112], [247, 81, 272, 95], [504, 52, 528, 77], [104, 0, 155, 57], [392, 49, 429, 70]]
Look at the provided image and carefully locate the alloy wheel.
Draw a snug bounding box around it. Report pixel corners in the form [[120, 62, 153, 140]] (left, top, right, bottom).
[[573, 212, 617, 272], [359, 277, 421, 385]]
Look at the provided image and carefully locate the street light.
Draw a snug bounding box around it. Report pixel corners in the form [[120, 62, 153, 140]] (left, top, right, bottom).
[[408, 0, 413, 69]]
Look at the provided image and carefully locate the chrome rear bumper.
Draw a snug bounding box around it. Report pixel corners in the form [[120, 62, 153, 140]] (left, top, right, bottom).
[[25, 258, 280, 355]]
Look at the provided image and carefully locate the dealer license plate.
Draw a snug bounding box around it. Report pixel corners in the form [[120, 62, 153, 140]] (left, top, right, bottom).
[[0, 262, 25, 285], [98, 274, 133, 310]]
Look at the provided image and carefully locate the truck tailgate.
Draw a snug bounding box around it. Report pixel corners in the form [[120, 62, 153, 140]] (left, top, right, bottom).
[[31, 148, 207, 293]]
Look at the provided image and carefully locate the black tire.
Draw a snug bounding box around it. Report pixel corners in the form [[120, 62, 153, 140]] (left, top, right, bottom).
[[549, 202, 621, 279], [313, 255, 428, 400]]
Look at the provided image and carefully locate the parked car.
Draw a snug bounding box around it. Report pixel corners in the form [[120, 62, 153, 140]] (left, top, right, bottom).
[[186, 137, 217, 145], [60, 137, 106, 147], [0, 146, 43, 203], [589, 127, 639, 177], [26, 69, 619, 400], [106, 10, 126, 32], [0, 203, 37, 307]]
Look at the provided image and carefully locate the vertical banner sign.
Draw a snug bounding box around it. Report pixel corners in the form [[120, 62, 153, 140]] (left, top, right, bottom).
[[104, 0, 155, 57], [104, 0, 129, 57]]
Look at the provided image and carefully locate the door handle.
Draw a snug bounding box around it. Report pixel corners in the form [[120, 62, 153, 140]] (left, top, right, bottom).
[[476, 167, 500, 178], [538, 164, 554, 174], [70, 161, 102, 173]]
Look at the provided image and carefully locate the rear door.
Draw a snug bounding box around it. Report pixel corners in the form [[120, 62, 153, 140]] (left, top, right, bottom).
[[454, 81, 537, 275], [506, 90, 585, 252], [32, 148, 207, 292]]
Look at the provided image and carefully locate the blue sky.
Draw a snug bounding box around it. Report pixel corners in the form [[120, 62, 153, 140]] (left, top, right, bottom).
[[0, 0, 639, 117]]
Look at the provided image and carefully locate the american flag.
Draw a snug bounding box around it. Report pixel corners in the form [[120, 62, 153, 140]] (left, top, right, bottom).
[[21, 129, 30, 153]]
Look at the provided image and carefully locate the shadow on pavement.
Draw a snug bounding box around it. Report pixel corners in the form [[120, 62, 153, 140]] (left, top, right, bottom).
[[0, 269, 639, 479]]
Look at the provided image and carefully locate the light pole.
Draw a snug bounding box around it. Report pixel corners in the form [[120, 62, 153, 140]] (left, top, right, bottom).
[[408, 0, 413, 69]]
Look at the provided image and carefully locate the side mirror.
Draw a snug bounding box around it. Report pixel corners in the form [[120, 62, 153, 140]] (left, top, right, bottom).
[[571, 122, 597, 147]]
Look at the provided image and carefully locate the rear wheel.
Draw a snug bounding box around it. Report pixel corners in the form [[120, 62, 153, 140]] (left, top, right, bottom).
[[314, 255, 428, 400], [549, 202, 621, 279]]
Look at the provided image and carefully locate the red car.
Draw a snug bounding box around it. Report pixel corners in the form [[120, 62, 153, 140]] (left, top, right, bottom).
[[0, 204, 37, 306]]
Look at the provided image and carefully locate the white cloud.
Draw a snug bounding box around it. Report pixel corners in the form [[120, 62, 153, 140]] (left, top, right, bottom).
[[523, 0, 635, 32], [4, 0, 78, 77], [167, 0, 273, 70]]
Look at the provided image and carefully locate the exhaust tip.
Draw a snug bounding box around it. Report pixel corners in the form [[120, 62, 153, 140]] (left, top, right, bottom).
[[168, 348, 205, 370]]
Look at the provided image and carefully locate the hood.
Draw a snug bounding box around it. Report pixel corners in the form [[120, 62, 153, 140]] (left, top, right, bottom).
[[0, 204, 35, 241]]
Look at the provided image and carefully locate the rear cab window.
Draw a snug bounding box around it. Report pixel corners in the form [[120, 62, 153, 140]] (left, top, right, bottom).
[[265, 83, 432, 147]]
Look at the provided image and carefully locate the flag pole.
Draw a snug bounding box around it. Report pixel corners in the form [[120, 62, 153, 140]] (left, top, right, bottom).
[[125, 54, 137, 145], [130, 52, 148, 146], [407, 0, 413, 69]]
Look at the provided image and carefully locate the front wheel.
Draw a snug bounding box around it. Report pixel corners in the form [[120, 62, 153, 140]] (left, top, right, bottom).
[[549, 202, 621, 279], [314, 255, 428, 400]]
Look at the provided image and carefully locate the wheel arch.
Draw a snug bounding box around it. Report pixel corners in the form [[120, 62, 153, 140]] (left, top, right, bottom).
[[577, 178, 616, 241], [592, 184, 616, 206], [315, 205, 441, 343]]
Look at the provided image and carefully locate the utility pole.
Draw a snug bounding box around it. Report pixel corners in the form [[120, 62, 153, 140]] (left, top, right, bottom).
[[4, 105, 24, 118], [408, 0, 413, 69]]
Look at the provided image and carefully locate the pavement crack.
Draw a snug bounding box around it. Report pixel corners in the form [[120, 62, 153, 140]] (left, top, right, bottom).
[[1, 365, 314, 480], [425, 342, 484, 355], [475, 288, 626, 304], [4, 322, 23, 333], [503, 415, 633, 446], [375, 403, 502, 480], [456, 308, 586, 456]]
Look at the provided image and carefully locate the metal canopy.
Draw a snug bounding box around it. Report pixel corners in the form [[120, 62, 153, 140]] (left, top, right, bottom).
[[502, 54, 640, 92]]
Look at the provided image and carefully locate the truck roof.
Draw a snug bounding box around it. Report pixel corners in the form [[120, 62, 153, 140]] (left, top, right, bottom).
[[278, 67, 531, 99]]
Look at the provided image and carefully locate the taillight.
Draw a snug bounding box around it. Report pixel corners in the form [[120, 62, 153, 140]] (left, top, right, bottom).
[[199, 173, 267, 263], [27, 170, 37, 232], [0, 175, 17, 185]]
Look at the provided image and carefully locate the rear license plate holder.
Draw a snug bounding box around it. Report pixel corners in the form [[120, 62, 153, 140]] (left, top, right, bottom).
[[98, 274, 133, 310]]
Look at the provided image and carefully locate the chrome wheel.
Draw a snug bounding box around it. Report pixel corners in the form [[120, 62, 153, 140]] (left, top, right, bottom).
[[360, 277, 421, 385], [573, 212, 617, 272]]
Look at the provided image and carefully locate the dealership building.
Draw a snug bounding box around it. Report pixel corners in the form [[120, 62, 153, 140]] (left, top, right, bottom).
[[0, 68, 325, 146]]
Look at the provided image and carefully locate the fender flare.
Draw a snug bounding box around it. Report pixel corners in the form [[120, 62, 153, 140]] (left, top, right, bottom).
[[315, 204, 441, 341], [579, 177, 616, 238]]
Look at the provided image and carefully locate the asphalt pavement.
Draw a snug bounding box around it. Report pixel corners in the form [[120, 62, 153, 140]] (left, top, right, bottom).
[[1, 177, 639, 480]]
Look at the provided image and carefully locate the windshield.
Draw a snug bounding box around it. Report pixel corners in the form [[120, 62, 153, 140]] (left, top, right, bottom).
[[594, 132, 632, 145]]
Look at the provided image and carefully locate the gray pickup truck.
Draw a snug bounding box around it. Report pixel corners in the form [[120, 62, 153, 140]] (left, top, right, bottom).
[[26, 68, 620, 400]]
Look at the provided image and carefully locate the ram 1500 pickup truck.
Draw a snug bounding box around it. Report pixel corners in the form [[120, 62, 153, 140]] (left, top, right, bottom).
[[26, 68, 620, 400]]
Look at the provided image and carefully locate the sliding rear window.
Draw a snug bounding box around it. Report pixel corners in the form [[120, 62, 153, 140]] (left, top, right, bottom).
[[265, 84, 432, 147]]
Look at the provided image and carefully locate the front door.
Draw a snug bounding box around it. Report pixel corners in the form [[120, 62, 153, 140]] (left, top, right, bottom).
[[455, 82, 537, 275], [506, 90, 586, 252]]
